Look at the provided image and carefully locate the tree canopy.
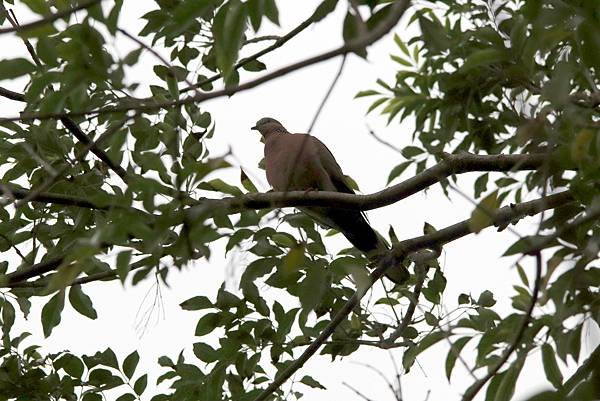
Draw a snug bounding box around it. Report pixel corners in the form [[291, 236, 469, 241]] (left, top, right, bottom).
[[0, 0, 599, 401]]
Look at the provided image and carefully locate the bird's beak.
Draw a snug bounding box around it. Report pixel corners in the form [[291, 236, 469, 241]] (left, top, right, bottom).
[[250, 125, 258, 131]]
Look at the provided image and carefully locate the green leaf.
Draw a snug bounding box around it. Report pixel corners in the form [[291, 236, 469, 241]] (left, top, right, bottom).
[[355, 90, 380, 98], [445, 337, 471, 380], [122, 351, 139, 380], [492, 358, 524, 401], [263, 0, 279, 25], [387, 161, 411, 184], [197, 179, 243, 196], [1, 300, 15, 336], [469, 191, 499, 233], [213, 0, 248, 81], [312, 0, 338, 22], [298, 265, 327, 311], [402, 331, 445, 372], [195, 313, 220, 336], [300, 375, 326, 389], [419, 16, 450, 54], [41, 291, 65, 337], [401, 146, 423, 159], [241, 59, 266, 72], [116, 250, 132, 283], [171, 0, 217, 36], [461, 49, 508, 72], [477, 290, 496, 307], [180, 296, 213, 311], [57, 354, 84, 378], [116, 394, 136, 401], [541, 343, 563, 389], [134, 374, 147, 395], [69, 285, 98, 319], [193, 342, 219, 363], [0, 58, 36, 81]]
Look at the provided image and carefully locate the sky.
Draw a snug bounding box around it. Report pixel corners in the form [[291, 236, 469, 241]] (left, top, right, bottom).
[[2, 1, 599, 401]]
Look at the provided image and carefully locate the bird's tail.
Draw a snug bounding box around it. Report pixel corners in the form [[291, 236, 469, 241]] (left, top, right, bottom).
[[308, 207, 408, 284]]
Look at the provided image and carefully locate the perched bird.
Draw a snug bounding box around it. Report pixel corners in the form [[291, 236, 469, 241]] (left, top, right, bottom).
[[251, 117, 408, 284]]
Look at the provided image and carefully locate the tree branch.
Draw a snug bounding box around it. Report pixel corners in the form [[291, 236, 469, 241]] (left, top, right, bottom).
[[181, 4, 336, 94], [0, 183, 104, 209], [4, 151, 564, 213], [251, 191, 573, 401], [3, 0, 412, 123], [2, 153, 570, 286], [462, 252, 542, 401], [0, 89, 128, 182], [191, 152, 559, 216], [0, 0, 102, 35]]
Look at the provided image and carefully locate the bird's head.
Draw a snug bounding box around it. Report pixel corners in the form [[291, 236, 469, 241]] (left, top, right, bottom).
[[251, 117, 287, 137]]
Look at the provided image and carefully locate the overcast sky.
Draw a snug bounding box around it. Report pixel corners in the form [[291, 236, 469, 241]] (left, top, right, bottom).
[[3, 1, 599, 400]]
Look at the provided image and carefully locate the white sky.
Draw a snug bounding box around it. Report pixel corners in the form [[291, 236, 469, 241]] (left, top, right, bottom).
[[2, 1, 599, 401]]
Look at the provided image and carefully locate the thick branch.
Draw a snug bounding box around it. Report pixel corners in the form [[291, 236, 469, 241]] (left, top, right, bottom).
[[251, 191, 574, 401], [0, 0, 102, 34], [4, 152, 560, 213], [2, 0, 412, 122], [2, 153, 568, 286], [192, 152, 555, 216]]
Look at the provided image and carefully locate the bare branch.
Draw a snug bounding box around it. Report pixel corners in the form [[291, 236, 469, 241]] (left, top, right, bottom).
[[307, 55, 347, 133], [0, 0, 102, 35], [251, 191, 572, 401], [0, 86, 25, 101]]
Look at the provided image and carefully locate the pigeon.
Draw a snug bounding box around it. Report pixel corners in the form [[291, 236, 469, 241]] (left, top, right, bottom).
[[251, 117, 408, 284]]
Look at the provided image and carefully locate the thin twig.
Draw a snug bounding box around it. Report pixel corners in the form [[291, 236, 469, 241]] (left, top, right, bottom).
[[307, 55, 347, 133], [0, 0, 102, 34], [244, 35, 281, 45], [343, 382, 374, 401], [181, 4, 333, 94], [366, 125, 403, 154], [461, 252, 543, 401], [383, 266, 427, 345]]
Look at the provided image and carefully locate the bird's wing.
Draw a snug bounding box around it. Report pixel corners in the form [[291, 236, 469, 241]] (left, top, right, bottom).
[[309, 136, 355, 194]]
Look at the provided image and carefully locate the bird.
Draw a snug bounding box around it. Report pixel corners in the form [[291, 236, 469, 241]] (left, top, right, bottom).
[[251, 117, 408, 284]]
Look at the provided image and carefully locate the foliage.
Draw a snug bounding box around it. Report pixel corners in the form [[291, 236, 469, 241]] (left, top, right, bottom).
[[0, 0, 598, 400]]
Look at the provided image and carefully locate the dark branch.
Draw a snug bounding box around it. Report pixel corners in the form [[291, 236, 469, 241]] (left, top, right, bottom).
[[180, 5, 332, 94], [0, 0, 102, 34], [0, 89, 128, 182], [59, 117, 129, 181], [192, 152, 559, 216], [251, 191, 573, 401], [4, 151, 563, 213], [0, 184, 104, 209]]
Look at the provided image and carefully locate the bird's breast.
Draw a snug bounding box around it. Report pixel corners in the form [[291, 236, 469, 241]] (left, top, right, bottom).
[[265, 136, 318, 191]]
